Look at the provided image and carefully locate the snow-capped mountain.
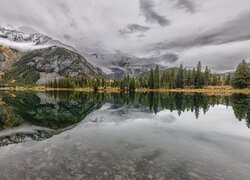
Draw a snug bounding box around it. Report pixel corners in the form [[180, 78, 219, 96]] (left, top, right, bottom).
[[84, 50, 167, 78], [0, 27, 76, 52], [0, 26, 167, 81]]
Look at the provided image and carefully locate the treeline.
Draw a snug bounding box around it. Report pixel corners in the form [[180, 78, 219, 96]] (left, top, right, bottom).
[[139, 61, 230, 89], [45, 77, 109, 91], [45, 60, 250, 91]]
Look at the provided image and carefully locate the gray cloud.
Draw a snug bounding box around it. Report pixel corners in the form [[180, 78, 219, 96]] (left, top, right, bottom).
[[150, 11, 250, 52], [137, 34, 146, 38], [18, 26, 38, 34], [174, 0, 196, 13], [159, 53, 179, 63], [119, 24, 150, 36], [0, 0, 250, 71], [139, 0, 170, 26]]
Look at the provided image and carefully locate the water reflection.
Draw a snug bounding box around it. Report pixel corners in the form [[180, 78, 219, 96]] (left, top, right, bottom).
[[111, 92, 250, 127], [0, 91, 250, 179], [0, 91, 249, 146]]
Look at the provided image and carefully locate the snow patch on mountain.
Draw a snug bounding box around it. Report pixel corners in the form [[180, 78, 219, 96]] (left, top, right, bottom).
[[0, 38, 50, 52], [0, 27, 76, 52]]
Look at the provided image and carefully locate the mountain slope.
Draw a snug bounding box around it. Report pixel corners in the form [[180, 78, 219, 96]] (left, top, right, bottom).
[[0, 45, 22, 72], [2, 46, 108, 85], [0, 27, 167, 81]]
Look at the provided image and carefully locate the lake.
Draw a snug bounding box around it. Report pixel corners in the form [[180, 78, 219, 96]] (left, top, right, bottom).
[[0, 91, 249, 179]]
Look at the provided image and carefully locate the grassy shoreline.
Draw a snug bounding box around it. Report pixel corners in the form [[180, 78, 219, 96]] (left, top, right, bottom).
[[0, 86, 250, 95]]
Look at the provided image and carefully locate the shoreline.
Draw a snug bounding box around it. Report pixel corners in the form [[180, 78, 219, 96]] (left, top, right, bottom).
[[0, 86, 250, 95]]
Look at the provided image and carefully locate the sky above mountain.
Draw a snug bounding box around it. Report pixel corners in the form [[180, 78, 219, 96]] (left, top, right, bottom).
[[0, 0, 250, 72]]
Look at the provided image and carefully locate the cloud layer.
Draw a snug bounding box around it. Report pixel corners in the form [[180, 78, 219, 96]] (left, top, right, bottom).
[[0, 0, 250, 71], [119, 24, 150, 36], [139, 0, 170, 26]]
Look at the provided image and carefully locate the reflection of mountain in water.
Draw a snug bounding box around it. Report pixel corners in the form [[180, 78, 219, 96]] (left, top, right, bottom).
[[0, 91, 249, 146], [0, 91, 106, 146]]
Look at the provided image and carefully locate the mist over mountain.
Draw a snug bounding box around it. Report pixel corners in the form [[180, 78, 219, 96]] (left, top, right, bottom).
[[1, 0, 249, 72], [0, 27, 169, 83], [0, 27, 76, 52], [0, 0, 250, 84]]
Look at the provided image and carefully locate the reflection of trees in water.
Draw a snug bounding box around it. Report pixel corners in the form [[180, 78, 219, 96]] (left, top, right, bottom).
[[1, 91, 106, 130], [0, 91, 249, 130], [116, 92, 250, 128], [230, 94, 250, 127], [128, 93, 227, 118]]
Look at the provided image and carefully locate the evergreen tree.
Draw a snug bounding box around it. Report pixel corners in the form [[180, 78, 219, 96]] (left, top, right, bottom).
[[176, 64, 184, 88], [191, 68, 196, 87], [232, 60, 250, 89], [204, 66, 210, 86], [169, 69, 176, 89], [154, 65, 160, 89], [129, 77, 136, 93], [225, 74, 231, 86], [148, 69, 155, 89], [194, 61, 204, 88], [212, 75, 218, 86], [160, 72, 166, 88], [186, 70, 192, 86]]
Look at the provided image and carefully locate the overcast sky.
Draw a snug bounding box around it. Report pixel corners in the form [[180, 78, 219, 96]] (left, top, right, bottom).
[[0, 0, 250, 71]]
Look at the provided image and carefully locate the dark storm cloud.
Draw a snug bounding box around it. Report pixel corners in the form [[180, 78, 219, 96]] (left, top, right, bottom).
[[160, 53, 179, 63], [174, 0, 196, 13], [150, 11, 250, 51], [139, 0, 170, 26], [119, 24, 150, 36]]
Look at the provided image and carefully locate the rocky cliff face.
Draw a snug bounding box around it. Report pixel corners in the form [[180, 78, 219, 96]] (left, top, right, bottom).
[[0, 45, 22, 72], [2, 46, 108, 85]]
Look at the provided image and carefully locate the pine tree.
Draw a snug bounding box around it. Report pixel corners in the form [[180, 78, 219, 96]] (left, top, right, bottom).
[[169, 69, 176, 89], [154, 65, 160, 89], [212, 75, 218, 86], [232, 60, 250, 89], [191, 68, 196, 87], [176, 64, 184, 88], [204, 66, 210, 86], [194, 61, 204, 88], [148, 69, 155, 89], [129, 77, 136, 93], [225, 74, 231, 86], [186, 70, 192, 86]]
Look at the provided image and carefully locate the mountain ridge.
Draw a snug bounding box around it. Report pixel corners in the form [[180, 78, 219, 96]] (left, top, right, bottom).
[[2, 46, 108, 85], [0, 27, 76, 52], [0, 26, 168, 84]]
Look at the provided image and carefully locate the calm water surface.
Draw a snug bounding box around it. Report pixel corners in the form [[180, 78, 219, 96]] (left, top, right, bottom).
[[0, 91, 249, 179]]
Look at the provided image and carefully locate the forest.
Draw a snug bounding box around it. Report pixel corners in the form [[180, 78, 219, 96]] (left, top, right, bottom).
[[46, 60, 250, 92]]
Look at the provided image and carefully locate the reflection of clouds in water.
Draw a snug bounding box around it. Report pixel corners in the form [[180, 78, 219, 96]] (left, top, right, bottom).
[[85, 103, 177, 125], [1, 102, 250, 179], [155, 110, 177, 123]]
